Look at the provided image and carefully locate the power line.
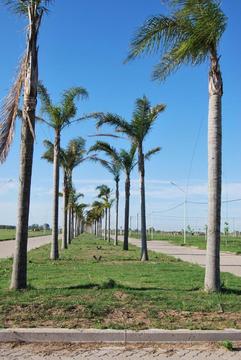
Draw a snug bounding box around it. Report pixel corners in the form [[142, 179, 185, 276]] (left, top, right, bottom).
[[152, 202, 184, 214]]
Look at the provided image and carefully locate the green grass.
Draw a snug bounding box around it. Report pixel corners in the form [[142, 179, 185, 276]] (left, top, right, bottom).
[[130, 232, 241, 254], [0, 233, 241, 330], [0, 229, 51, 241]]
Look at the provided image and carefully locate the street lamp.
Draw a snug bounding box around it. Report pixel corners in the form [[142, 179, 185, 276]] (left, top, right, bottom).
[[170, 181, 187, 245]]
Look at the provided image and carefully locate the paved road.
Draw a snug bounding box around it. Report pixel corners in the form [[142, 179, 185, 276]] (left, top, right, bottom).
[[1, 344, 240, 360], [0, 235, 52, 259], [124, 237, 241, 277]]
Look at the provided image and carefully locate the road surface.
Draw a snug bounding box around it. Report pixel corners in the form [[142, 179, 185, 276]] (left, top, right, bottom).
[[124, 236, 241, 277], [0, 235, 52, 259]]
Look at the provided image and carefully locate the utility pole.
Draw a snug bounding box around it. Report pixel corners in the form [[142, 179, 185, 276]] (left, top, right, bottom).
[[170, 181, 187, 245]]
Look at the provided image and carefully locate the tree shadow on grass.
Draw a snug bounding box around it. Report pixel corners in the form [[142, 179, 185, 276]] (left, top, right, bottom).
[[221, 287, 241, 295], [64, 281, 201, 293]]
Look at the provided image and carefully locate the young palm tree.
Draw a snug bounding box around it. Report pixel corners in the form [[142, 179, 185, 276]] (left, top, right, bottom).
[[0, 0, 53, 290], [89, 142, 121, 245], [96, 96, 165, 260], [96, 184, 112, 241], [38, 84, 88, 259], [126, 0, 227, 291], [42, 137, 87, 249]]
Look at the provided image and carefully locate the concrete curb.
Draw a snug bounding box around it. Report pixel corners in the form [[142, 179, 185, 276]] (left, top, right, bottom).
[[1, 328, 241, 343]]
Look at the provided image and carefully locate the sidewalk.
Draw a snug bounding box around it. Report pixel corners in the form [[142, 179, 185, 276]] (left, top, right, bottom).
[[124, 236, 241, 277], [1, 342, 241, 360]]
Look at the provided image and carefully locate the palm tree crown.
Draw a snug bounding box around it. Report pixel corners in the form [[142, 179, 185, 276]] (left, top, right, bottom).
[[96, 96, 165, 152], [38, 83, 88, 129], [126, 0, 227, 81]]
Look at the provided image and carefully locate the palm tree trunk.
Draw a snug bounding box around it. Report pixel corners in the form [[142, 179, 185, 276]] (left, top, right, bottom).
[[68, 206, 72, 244], [123, 174, 130, 251], [114, 180, 119, 246], [108, 207, 111, 243], [71, 210, 74, 239], [10, 9, 40, 290], [204, 54, 223, 292], [50, 128, 60, 260], [62, 172, 68, 249], [139, 147, 148, 261], [104, 208, 107, 241]]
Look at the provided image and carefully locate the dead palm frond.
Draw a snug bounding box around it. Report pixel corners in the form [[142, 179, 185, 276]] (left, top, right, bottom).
[[0, 53, 27, 163]]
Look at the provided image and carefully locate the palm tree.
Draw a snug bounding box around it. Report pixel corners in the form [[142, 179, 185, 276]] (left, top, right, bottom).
[[87, 201, 104, 236], [89, 142, 136, 249], [119, 145, 137, 250], [89, 142, 121, 245], [96, 184, 112, 241], [38, 84, 88, 260], [42, 137, 87, 249], [96, 96, 164, 260], [0, 0, 53, 290], [68, 188, 84, 243], [126, 0, 226, 291], [74, 202, 88, 236]]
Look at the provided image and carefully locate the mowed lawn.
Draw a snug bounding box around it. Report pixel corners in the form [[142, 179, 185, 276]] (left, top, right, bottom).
[[0, 233, 241, 330], [0, 229, 51, 241], [131, 232, 241, 254]]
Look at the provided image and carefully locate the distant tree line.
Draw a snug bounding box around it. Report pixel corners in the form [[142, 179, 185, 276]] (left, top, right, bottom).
[[0, 224, 50, 231]]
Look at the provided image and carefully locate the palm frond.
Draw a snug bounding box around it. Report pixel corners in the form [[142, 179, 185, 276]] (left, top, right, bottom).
[[4, 0, 54, 15], [0, 53, 26, 163], [37, 82, 53, 114], [145, 146, 161, 160], [119, 144, 137, 173], [96, 113, 133, 138], [126, 0, 226, 82], [88, 133, 122, 139], [41, 139, 54, 163], [61, 87, 88, 123], [126, 15, 183, 62], [88, 141, 120, 162]]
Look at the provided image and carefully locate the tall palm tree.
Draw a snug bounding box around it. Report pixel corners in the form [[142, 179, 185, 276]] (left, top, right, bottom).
[[89, 142, 136, 249], [68, 188, 84, 243], [38, 84, 88, 260], [89, 142, 121, 245], [74, 202, 88, 236], [96, 184, 112, 241], [96, 96, 165, 260], [126, 0, 226, 291], [117, 146, 136, 250], [42, 137, 87, 249], [87, 201, 104, 237], [0, 0, 53, 290]]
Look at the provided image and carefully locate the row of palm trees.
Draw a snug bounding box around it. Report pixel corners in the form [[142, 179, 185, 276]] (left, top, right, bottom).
[[88, 97, 164, 258], [0, 0, 227, 293]]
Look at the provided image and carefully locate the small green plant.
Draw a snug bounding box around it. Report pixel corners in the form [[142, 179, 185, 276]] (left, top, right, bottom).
[[220, 340, 233, 351], [102, 279, 117, 289]]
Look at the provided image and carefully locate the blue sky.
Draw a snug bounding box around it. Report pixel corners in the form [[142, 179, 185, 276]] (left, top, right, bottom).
[[0, 0, 241, 231]]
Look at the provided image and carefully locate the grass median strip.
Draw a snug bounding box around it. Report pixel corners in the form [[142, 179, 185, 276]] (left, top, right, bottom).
[[0, 233, 241, 330]]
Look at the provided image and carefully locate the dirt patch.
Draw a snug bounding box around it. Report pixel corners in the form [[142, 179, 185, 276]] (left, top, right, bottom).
[[113, 291, 129, 300], [157, 311, 241, 329], [2, 304, 241, 330], [103, 308, 151, 328]]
